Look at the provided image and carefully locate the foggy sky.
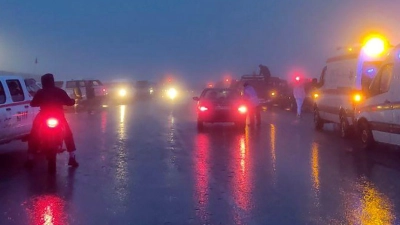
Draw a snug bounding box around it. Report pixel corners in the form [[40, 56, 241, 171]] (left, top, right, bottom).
[[0, 0, 399, 83]]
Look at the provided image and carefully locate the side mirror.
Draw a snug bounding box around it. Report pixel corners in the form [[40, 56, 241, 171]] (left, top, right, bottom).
[[193, 97, 199, 101]]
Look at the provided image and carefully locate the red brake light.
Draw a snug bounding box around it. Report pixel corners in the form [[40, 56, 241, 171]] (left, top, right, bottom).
[[295, 76, 300, 81], [47, 118, 59, 128], [238, 105, 247, 113], [199, 106, 208, 112]]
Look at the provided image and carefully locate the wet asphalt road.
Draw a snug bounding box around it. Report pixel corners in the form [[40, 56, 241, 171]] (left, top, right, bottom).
[[1, 98, 400, 225]]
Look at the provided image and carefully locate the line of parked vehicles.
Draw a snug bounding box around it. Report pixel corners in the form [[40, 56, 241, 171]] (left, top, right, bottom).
[[193, 35, 400, 151], [1, 35, 399, 156]]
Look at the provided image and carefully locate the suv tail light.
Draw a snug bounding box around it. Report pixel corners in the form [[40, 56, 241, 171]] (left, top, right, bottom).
[[47, 118, 59, 128]]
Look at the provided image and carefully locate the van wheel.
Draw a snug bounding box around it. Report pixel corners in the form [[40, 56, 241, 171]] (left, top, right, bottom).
[[314, 109, 324, 130], [360, 122, 374, 150], [340, 116, 351, 138]]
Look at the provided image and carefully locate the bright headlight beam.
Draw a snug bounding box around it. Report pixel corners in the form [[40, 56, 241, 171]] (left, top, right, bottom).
[[119, 89, 127, 97], [167, 88, 177, 99]]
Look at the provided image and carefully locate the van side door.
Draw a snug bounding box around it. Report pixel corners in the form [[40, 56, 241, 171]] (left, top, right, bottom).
[[366, 64, 394, 144], [0, 80, 11, 141], [5, 79, 30, 137]]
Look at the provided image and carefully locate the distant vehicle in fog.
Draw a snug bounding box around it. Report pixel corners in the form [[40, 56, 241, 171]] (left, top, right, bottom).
[[105, 79, 136, 105], [135, 80, 154, 100], [193, 88, 247, 130], [231, 75, 294, 109], [54, 79, 107, 107]]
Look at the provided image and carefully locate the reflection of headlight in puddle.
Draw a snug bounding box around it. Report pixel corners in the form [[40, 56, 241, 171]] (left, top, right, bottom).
[[167, 88, 177, 99], [119, 89, 127, 97]]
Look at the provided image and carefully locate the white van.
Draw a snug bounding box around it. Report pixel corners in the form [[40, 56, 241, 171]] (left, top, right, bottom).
[[314, 39, 391, 138], [356, 43, 400, 148], [0, 76, 39, 144]]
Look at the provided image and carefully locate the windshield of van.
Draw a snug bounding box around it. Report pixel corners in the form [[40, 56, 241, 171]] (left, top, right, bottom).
[[361, 61, 382, 92]]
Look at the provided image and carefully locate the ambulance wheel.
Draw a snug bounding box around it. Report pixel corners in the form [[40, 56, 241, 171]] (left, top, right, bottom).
[[340, 116, 351, 138], [360, 122, 375, 150], [314, 109, 324, 130]]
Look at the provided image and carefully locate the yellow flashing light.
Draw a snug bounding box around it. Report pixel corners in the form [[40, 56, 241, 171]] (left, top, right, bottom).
[[363, 37, 386, 57], [353, 94, 362, 102]]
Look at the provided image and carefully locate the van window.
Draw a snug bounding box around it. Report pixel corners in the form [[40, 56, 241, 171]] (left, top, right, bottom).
[[361, 61, 382, 92], [66, 81, 77, 88], [24, 79, 41, 96], [369, 64, 393, 96], [6, 80, 25, 102], [0, 82, 6, 104], [79, 81, 86, 87], [379, 64, 393, 93]]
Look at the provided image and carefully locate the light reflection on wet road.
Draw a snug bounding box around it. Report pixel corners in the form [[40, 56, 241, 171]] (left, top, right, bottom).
[[0, 99, 400, 224]]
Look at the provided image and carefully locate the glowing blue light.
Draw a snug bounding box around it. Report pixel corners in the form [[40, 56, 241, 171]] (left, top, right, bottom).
[[367, 68, 374, 73]]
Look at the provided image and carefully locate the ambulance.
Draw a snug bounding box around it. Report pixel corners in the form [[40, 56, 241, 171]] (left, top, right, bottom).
[[356, 43, 400, 149], [314, 36, 392, 138], [0, 75, 39, 145]]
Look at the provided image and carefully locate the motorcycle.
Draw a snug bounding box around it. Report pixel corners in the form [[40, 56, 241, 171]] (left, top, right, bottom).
[[37, 115, 65, 173]]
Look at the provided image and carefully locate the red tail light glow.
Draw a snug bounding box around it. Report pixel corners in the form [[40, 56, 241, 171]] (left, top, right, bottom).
[[238, 106, 247, 113], [46, 118, 59, 128], [199, 106, 208, 112]]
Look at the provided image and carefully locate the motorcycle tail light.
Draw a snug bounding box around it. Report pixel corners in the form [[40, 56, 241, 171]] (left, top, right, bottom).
[[199, 106, 208, 112], [47, 118, 59, 128], [238, 105, 247, 113]]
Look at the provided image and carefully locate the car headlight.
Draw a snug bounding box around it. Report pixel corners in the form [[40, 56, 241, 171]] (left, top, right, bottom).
[[167, 88, 177, 99], [119, 89, 127, 97]]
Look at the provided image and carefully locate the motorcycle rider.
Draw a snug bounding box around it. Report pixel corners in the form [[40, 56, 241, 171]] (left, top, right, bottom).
[[26, 73, 79, 167], [243, 82, 261, 126]]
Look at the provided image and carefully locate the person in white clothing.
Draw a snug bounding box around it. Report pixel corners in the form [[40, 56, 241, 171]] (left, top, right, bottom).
[[292, 77, 306, 117], [243, 82, 261, 125]]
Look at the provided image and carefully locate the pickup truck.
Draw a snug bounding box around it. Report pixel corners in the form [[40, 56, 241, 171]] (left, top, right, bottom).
[[0, 76, 39, 144]]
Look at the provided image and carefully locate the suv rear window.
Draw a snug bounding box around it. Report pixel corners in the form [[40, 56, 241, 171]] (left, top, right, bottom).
[[202, 89, 240, 100]]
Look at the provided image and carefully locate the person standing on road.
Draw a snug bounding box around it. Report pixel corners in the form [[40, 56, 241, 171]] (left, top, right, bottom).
[[292, 77, 306, 118], [243, 82, 261, 126], [259, 64, 271, 80]]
